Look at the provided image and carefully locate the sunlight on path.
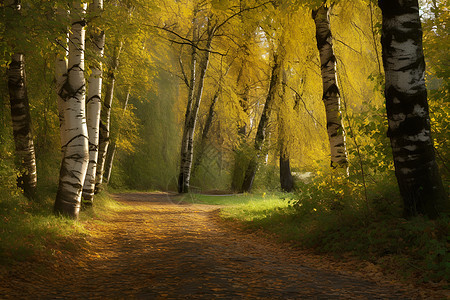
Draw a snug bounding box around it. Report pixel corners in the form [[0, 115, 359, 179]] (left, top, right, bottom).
[[1, 193, 419, 299]]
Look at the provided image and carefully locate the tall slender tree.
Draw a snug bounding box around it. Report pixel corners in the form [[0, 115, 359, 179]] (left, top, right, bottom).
[[8, 54, 37, 198], [178, 22, 215, 193], [54, 1, 89, 218], [103, 86, 131, 184], [312, 5, 348, 171], [378, 0, 447, 218], [241, 52, 282, 192], [82, 0, 105, 205], [6, 1, 37, 198], [278, 70, 294, 192], [95, 41, 122, 193]]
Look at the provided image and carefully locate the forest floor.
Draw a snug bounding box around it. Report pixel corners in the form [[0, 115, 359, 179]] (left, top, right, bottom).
[[0, 192, 447, 299]]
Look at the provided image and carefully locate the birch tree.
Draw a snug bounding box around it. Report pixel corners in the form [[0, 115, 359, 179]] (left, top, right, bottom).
[[55, 6, 70, 156], [54, 1, 89, 218], [8, 54, 37, 198], [378, 0, 447, 218], [312, 5, 348, 172], [95, 41, 122, 193], [82, 0, 105, 205], [103, 86, 131, 184], [178, 21, 215, 193], [5, 1, 37, 198]]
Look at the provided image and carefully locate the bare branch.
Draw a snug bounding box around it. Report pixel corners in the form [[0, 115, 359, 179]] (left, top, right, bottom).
[[283, 82, 325, 129], [167, 38, 226, 55], [214, 1, 272, 33], [334, 38, 361, 55], [178, 47, 190, 87]]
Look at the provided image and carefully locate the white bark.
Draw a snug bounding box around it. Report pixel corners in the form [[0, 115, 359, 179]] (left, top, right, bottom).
[[8, 53, 37, 198], [178, 26, 213, 193], [95, 42, 122, 192], [54, 1, 89, 219], [56, 58, 68, 152], [55, 7, 69, 153], [313, 6, 348, 171], [6, 2, 37, 198], [82, 0, 105, 204], [379, 0, 446, 218]]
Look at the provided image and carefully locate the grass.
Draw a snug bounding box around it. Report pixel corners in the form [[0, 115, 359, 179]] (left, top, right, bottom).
[[0, 185, 120, 266]]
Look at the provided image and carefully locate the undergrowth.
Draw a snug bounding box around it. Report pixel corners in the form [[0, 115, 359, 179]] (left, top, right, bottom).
[[191, 178, 449, 285], [0, 184, 119, 266]]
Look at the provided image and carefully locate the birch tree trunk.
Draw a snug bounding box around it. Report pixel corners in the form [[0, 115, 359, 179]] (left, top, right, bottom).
[[192, 88, 219, 175], [82, 0, 105, 205], [54, 1, 89, 219], [104, 87, 130, 184], [312, 5, 348, 171], [177, 24, 198, 193], [95, 42, 122, 193], [5, 1, 37, 199], [103, 142, 116, 184], [241, 54, 281, 192], [379, 0, 447, 218], [55, 7, 69, 155], [177, 28, 214, 193], [56, 58, 68, 154], [8, 53, 37, 199]]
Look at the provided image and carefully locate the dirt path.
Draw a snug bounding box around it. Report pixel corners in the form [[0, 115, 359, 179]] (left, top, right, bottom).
[[0, 193, 433, 299]]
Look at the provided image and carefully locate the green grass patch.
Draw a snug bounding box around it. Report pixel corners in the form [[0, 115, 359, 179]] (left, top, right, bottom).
[[0, 185, 119, 266]]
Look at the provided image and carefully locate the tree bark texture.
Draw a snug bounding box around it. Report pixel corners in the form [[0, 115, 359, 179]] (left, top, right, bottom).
[[103, 142, 116, 184], [95, 41, 122, 193], [241, 55, 281, 192], [312, 6, 348, 170], [83, 0, 105, 204], [279, 70, 294, 192], [56, 58, 68, 153], [55, 7, 69, 154], [177, 22, 199, 193], [231, 61, 250, 192], [280, 151, 294, 192], [54, 2, 89, 219], [103, 87, 130, 184], [178, 27, 213, 193], [192, 88, 219, 175], [379, 0, 447, 218], [8, 53, 37, 198]]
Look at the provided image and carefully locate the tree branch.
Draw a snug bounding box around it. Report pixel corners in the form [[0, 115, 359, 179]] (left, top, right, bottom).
[[214, 1, 272, 33], [282, 82, 325, 129]]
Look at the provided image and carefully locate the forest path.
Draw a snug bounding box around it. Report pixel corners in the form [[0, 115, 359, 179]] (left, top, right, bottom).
[[1, 193, 425, 299]]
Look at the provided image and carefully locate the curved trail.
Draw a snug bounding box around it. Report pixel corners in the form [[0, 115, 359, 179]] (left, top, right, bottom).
[[1, 193, 423, 299]]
